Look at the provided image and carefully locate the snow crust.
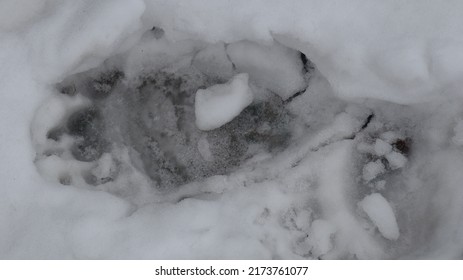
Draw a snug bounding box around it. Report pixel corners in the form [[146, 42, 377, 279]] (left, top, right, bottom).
[[1, 0, 463, 260]]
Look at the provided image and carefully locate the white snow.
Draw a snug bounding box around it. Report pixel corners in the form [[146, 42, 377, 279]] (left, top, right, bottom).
[[359, 193, 400, 241], [195, 73, 253, 131]]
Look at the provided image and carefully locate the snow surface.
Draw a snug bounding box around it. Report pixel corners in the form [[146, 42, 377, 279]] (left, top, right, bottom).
[[1, 0, 463, 260], [195, 73, 253, 131]]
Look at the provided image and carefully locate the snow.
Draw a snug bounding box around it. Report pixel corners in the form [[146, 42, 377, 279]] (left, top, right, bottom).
[[197, 135, 214, 162], [195, 73, 254, 131], [192, 42, 234, 81], [26, 0, 145, 82], [91, 153, 117, 183], [144, 0, 463, 104], [226, 40, 306, 100], [359, 193, 400, 241], [308, 219, 336, 258], [374, 139, 393, 156], [293, 209, 312, 233], [452, 120, 463, 146], [0, 0, 47, 32], [315, 140, 383, 259], [362, 160, 386, 183], [385, 152, 408, 170], [380, 131, 401, 144], [1, 0, 463, 260], [375, 180, 386, 190]]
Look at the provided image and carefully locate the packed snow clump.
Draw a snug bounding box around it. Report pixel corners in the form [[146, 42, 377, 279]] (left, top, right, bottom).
[[195, 73, 254, 131], [359, 193, 400, 241]]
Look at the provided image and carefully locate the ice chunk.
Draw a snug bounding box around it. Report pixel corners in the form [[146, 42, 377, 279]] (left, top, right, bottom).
[[195, 73, 254, 131], [192, 42, 234, 80], [362, 160, 385, 182], [385, 151, 407, 170], [359, 193, 400, 241], [227, 41, 306, 100]]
